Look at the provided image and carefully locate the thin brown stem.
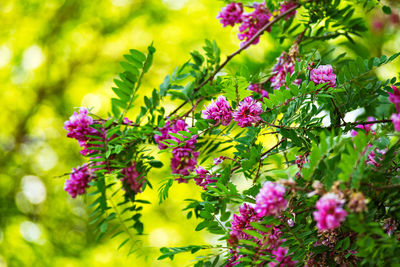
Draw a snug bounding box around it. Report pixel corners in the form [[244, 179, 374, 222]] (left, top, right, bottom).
[[168, 3, 301, 117]]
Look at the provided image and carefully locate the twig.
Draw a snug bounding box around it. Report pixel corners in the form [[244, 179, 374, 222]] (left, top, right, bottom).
[[330, 98, 346, 125], [232, 138, 287, 175], [182, 96, 205, 118], [168, 3, 301, 117]]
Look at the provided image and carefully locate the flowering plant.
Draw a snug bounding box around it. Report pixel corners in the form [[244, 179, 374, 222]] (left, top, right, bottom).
[[62, 0, 400, 266]]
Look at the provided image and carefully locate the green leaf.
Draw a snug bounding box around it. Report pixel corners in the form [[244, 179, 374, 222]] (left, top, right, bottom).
[[129, 49, 146, 62], [149, 160, 163, 168], [382, 5, 391, 14]]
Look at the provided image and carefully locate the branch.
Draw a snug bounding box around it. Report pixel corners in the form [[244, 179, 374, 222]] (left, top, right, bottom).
[[262, 119, 393, 131], [168, 3, 301, 117], [193, 3, 301, 93], [231, 138, 287, 174]]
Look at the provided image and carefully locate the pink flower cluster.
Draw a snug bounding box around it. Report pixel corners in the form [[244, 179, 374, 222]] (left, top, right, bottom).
[[202, 96, 263, 128], [366, 145, 387, 167], [233, 96, 263, 127], [279, 2, 298, 20], [313, 193, 347, 231], [64, 108, 110, 156], [171, 136, 199, 181], [155, 119, 199, 183], [229, 203, 259, 244], [218, 2, 297, 47], [269, 246, 297, 267], [392, 113, 400, 131], [202, 96, 233, 126], [238, 3, 272, 46], [121, 163, 145, 193], [194, 166, 217, 190], [155, 119, 188, 150], [351, 117, 376, 136], [64, 164, 92, 198], [389, 86, 400, 131], [227, 203, 295, 266], [64, 108, 97, 141], [255, 181, 288, 217], [351, 117, 387, 167], [248, 83, 269, 98], [310, 65, 337, 88], [217, 2, 243, 27], [270, 52, 301, 90]]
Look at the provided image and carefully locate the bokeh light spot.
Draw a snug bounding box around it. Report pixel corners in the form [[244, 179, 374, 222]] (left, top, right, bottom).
[[21, 175, 46, 205], [22, 45, 45, 70]]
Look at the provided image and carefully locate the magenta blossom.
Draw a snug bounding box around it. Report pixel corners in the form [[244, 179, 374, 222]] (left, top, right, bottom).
[[313, 193, 347, 231], [366, 147, 387, 167], [351, 117, 376, 136], [255, 181, 288, 217], [171, 138, 200, 180], [154, 119, 189, 150], [233, 96, 263, 127], [388, 85, 400, 112], [154, 119, 200, 182], [238, 3, 272, 46], [269, 246, 297, 267], [64, 108, 97, 142], [310, 64, 337, 88], [270, 52, 301, 90], [279, 2, 297, 20], [392, 113, 400, 131], [202, 96, 233, 126], [194, 166, 217, 190], [64, 164, 92, 198], [121, 163, 145, 193], [248, 83, 269, 98], [229, 203, 259, 245], [213, 156, 224, 165], [217, 2, 243, 27]]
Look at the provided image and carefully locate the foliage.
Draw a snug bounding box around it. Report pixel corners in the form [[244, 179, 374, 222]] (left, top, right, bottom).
[[62, 0, 400, 265], [3, 0, 400, 266]]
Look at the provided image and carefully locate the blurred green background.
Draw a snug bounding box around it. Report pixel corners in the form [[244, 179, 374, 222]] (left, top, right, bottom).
[[0, 0, 399, 266]]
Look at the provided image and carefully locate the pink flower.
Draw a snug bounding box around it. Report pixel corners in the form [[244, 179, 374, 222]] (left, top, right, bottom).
[[213, 156, 224, 165], [313, 193, 347, 231], [217, 2, 243, 27], [233, 96, 263, 127], [269, 246, 297, 267], [389, 85, 400, 112], [64, 164, 92, 198], [171, 148, 199, 179], [270, 52, 301, 90], [351, 116, 376, 136], [310, 65, 337, 88], [392, 113, 400, 131], [121, 163, 145, 193], [64, 108, 97, 142], [279, 2, 297, 20], [248, 83, 269, 98], [366, 147, 387, 167], [229, 203, 259, 244], [154, 119, 189, 150], [255, 181, 288, 217], [238, 3, 272, 46], [194, 166, 217, 190], [123, 117, 133, 125], [155, 119, 200, 183], [202, 96, 233, 126]]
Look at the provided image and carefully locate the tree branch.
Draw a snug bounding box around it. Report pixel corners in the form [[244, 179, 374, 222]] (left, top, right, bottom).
[[168, 3, 301, 117]]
